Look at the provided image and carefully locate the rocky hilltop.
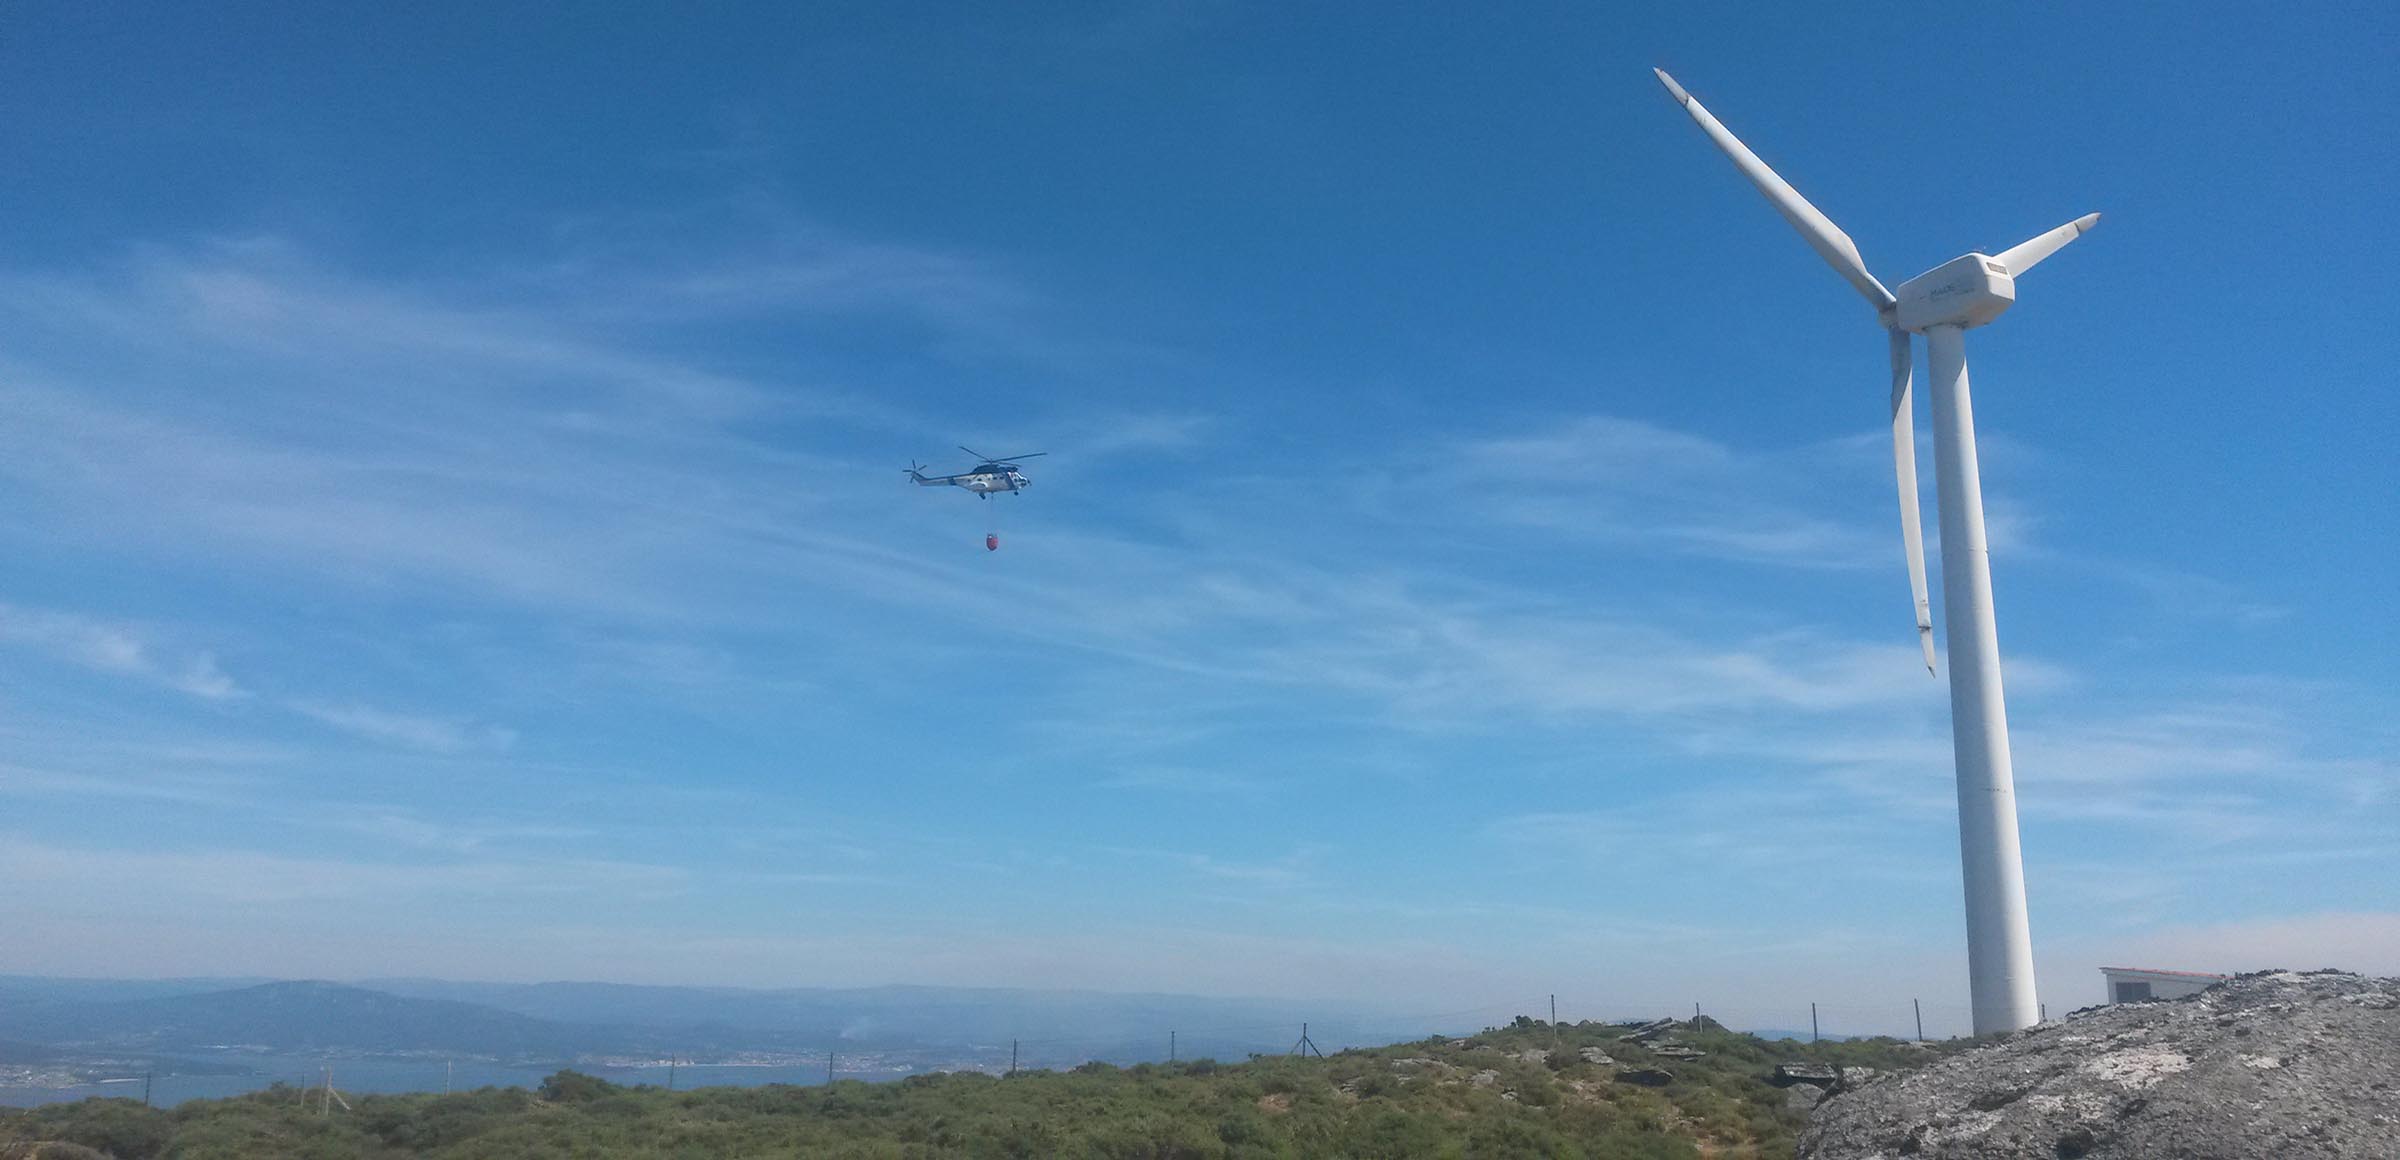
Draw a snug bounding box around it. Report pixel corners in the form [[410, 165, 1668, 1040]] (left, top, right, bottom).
[[1800, 970, 2399, 1159]]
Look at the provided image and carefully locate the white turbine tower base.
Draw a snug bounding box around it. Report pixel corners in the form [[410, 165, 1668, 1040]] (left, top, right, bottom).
[[1654, 69, 2100, 1035], [1926, 323, 2039, 1032]]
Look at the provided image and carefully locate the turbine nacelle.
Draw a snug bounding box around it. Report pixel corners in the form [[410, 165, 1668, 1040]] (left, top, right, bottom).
[[1894, 253, 2017, 333]]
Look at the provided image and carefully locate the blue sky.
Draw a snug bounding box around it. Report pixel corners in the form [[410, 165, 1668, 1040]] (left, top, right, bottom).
[[1, 1, 2393, 1036]]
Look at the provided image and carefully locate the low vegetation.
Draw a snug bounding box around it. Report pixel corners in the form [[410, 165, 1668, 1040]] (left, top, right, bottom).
[[1, 1016, 1959, 1159]]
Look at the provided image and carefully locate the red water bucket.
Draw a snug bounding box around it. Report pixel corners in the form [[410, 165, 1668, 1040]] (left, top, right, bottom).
[[985, 534, 1000, 551]]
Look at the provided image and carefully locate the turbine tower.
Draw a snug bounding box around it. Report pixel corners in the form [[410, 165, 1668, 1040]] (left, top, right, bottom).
[[1653, 69, 2101, 1035]]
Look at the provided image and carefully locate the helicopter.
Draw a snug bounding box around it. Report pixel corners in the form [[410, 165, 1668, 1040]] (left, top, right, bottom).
[[909, 447, 1045, 550], [906, 447, 1045, 498]]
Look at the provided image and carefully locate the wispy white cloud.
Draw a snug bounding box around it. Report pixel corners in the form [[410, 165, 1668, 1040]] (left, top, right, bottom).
[[0, 836, 687, 908], [2014, 706, 2383, 788], [1478, 785, 1924, 884], [1435, 416, 1894, 570], [0, 602, 244, 699], [1682, 686, 2398, 855], [1101, 844, 1319, 889], [0, 221, 2378, 1009], [308, 810, 592, 854], [1239, 599, 1968, 725], [288, 701, 517, 755], [0, 762, 259, 806], [2077, 560, 2291, 627], [1025, 409, 1218, 464], [515, 198, 1165, 373], [1091, 765, 1271, 797], [0, 239, 2257, 745], [1426, 414, 2288, 640]]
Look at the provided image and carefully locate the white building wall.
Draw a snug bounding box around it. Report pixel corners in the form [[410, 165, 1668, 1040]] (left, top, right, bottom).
[[2099, 967, 2224, 1005]]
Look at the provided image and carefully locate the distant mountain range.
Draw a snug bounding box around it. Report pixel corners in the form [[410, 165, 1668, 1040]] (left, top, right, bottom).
[[0, 975, 276, 1008], [0, 981, 596, 1059], [0, 976, 1407, 1066], [357, 979, 1380, 1052]]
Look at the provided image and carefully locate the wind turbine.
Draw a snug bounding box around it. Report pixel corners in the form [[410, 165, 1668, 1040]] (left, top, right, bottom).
[[1653, 69, 2100, 1035]]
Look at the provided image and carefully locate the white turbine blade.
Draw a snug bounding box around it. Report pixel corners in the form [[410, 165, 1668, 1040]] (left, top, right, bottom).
[[1654, 69, 1895, 311], [1889, 327, 1936, 675], [1992, 212, 2101, 276]]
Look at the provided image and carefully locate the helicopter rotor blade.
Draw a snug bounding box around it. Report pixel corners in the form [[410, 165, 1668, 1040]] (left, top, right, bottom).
[[982, 451, 1047, 464]]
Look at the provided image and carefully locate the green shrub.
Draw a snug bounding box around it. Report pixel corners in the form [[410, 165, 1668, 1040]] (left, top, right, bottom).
[[0, 1014, 1964, 1159], [535, 1070, 620, 1104]]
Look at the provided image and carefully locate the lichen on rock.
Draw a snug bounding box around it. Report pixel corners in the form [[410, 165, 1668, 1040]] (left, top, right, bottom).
[[1798, 970, 2400, 1159]]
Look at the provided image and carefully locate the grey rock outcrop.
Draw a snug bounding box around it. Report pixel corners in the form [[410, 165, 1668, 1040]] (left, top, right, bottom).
[[1800, 970, 2400, 1159], [1775, 1062, 1839, 1087]]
